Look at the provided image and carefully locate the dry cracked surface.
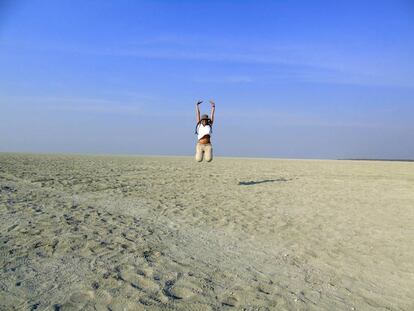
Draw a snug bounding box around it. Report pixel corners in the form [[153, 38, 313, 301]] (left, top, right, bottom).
[[0, 153, 413, 310]]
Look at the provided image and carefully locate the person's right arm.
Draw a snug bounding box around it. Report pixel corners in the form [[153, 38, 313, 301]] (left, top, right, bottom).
[[196, 100, 202, 123]]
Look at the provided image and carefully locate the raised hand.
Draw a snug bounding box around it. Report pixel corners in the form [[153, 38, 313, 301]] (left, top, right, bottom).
[[209, 100, 215, 107], [196, 100, 203, 105]]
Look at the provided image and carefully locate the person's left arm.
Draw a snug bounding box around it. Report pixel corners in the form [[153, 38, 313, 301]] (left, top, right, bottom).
[[209, 100, 216, 124]]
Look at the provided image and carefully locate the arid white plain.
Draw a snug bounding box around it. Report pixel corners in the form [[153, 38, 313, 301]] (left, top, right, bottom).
[[0, 153, 413, 310]]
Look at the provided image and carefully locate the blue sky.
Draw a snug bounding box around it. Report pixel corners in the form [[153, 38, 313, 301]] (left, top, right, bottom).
[[1, 0, 414, 158]]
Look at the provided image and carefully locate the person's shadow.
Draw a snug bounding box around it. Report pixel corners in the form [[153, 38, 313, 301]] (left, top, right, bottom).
[[238, 178, 290, 185]]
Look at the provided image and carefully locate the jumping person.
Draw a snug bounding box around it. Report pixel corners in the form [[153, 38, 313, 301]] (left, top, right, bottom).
[[195, 100, 215, 162]]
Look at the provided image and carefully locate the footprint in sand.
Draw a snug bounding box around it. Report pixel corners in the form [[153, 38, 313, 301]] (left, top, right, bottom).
[[108, 298, 145, 311], [166, 285, 194, 299], [119, 266, 160, 295], [221, 296, 239, 307], [164, 278, 203, 300], [56, 302, 81, 311], [177, 304, 214, 311], [258, 282, 274, 295], [56, 290, 94, 310], [136, 265, 154, 278], [93, 288, 112, 304], [131, 276, 160, 294], [69, 290, 94, 304]]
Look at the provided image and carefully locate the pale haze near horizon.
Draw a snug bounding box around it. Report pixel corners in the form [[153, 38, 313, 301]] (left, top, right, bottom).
[[1, 0, 414, 159]]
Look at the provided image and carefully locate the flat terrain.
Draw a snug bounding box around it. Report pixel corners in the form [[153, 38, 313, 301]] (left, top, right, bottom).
[[0, 153, 413, 310]]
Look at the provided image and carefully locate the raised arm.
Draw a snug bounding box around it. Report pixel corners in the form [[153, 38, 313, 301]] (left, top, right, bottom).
[[209, 100, 216, 124], [196, 100, 202, 123]]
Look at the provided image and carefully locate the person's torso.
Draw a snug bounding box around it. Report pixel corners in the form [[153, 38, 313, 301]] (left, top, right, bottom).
[[197, 124, 212, 144]]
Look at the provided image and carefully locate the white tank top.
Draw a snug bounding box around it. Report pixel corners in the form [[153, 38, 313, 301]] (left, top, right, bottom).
[[197, 124, 212, 140]]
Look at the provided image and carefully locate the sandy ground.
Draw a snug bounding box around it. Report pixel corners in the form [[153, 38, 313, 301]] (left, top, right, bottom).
[[0, 153, 413, 311]]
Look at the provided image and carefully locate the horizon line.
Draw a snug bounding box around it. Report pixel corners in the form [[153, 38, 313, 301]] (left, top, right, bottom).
[[1, 151, 413, 162]]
